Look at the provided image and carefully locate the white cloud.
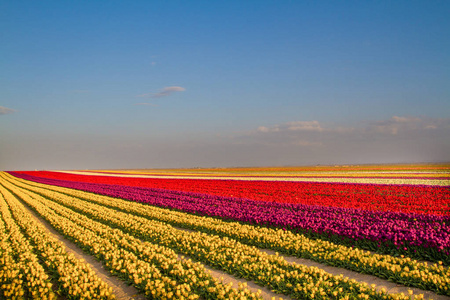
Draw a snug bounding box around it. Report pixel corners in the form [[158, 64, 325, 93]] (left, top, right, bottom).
[[248, 120, 330, 147], [137, 86, 186, 98], [257, 126, 270, 133], [371, 123, 401, 135], [425, 125, 437, 129], [286, 121, 323, 132], [391, 116, 421, 123], [367, 116, 445, 135], [0, 106, 16, 115], [255, 120, 336, 134]]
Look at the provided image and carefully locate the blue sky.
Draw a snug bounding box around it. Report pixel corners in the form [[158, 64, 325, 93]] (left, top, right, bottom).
[[1, 1, 449, 170]]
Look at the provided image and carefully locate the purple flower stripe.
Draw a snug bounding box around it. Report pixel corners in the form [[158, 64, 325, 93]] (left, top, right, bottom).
[[9, 172, 450, 252]]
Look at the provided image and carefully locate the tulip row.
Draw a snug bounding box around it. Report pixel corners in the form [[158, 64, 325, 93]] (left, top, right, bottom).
[[0, 198, 30, 299], [1, 173, 423, 300], [0, 184, 116, 300], [8, 171, 450, 264], [12, 170, 449, 215], [6, 173, 450, 296], [0, 192, 57, 300], [0, 175, 263, 300]]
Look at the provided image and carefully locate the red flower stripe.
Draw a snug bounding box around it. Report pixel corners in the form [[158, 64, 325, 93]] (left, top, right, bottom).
[[14, 171, 450, 216]]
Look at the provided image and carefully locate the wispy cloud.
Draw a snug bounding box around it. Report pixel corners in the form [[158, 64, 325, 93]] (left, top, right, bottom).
[[255, 120, 353, 135], [0, 106, 16, 115], [243, 120, 331, 147], [137, 86, 186, 98], [366, 116, 446, 135], [257, 121, 325, 133]]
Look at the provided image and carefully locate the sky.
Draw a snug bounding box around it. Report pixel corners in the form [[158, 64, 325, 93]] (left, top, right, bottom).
[[1, 1, 450, 170]]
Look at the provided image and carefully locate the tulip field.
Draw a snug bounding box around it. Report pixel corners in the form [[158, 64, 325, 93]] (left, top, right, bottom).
[[1, 165, 449, 299]]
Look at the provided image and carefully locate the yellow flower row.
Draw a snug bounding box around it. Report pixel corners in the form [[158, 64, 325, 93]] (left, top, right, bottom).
[[0, 175, 262, 300], [0, 200, 29, 299], [0, 173, 422, 300], [0, 192, 56, 300], [0, 183, 116, 300], [6, 171, 448, 296]]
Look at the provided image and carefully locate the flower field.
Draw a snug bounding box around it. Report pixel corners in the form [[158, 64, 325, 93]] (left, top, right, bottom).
[[1, 165, 449, 299]]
